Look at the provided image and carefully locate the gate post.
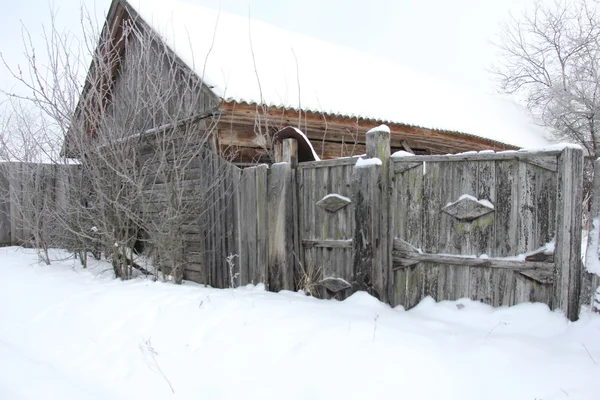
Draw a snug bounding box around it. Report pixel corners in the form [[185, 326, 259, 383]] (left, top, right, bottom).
[[352, 125, 391, 301], [267, 139, 297, 291], [555, 146, 583, 320]]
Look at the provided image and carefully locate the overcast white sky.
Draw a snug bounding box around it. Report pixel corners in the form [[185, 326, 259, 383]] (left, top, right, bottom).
[[0, 0, 539, 101]]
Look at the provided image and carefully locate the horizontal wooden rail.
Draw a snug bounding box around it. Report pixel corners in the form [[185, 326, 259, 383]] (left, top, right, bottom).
[[302, 239, 353, 249], [391, 150, 562, 163], [298, 157, 361, 169], [393, 238, 555, 271]]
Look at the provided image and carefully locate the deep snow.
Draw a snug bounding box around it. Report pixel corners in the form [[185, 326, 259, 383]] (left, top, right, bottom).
[[0, 247, 599, 400]]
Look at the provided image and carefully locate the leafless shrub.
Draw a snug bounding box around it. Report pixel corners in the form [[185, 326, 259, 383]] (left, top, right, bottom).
[[1, 5, 234, 282]]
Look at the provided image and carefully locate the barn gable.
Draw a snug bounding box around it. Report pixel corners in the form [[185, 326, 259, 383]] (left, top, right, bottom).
[[68, 0, 553, 163]]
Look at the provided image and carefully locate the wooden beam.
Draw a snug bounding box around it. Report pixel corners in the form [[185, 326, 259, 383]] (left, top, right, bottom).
[[267, 162, 294, 291], [392, 238, 555, 272], [554, 147, 584, 320], [302, 239, 353, 249]]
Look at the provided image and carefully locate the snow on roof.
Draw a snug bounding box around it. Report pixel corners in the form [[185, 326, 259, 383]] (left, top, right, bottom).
[[130, 0, 553, 148]]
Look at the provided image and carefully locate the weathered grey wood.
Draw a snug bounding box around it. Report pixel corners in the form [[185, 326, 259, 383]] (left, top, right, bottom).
[[315, 194, 351, 213], [352, 162, 382, 298], [273, 141, 283, 163], [554, 147, 584, 320], [0, 165, 11, 245], [283, 139, 298, 168], [392, 150, 564, 163], [232, 165, 243, 287], [394, 161, 422, 174], [292, 166, 302, 289], [366, 126, 392, 303], [518, 269, 555, 285], [239, 166, 255, 285], [366, 126, 391, 161], [302, 239, 353, 248], [393, 238, 555, 271], [470, 160, 495, 304], [255, 164, 269, 285], [390, 151, 570, 311], [319, 277, 351, 293], [267, 162, 294, 291], [296, 158, 355, 297], [390, 158, 424, 307], [298, 157, 360, 169], [523, 156, 558, 172]]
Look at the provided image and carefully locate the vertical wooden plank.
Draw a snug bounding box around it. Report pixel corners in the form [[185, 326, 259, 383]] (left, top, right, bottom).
[[212, 151, 221, 288], [283, 139, 298, 168], [470, 160, 496, 304], [293, 167, 303, 290], [422, 161, 443, 302], [255, 164, 269, 286], [232, 165, 243, 288], [493, 159, 519, 306], [0, 164, 11, 245], [438, 161, 455, 301], [555, 147, 583, 320], [240, 167, 255, 285], [532, 161, 558, 307], [267, 163, 294, 291], [368, 127, 392, 303], [390, 162, 423, 307], [352, 162, 381, 298], [9, 163, 22, 244]]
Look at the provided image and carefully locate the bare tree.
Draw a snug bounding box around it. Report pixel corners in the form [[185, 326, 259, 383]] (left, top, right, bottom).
[[0, 102, 64, 264], [1, 6, 235, 283], [493, 0, 600, 156]]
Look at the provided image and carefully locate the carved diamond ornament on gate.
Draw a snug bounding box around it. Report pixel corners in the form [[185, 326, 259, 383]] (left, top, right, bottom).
[[316, 193, 352, 213], [441, 194, 495, 222]]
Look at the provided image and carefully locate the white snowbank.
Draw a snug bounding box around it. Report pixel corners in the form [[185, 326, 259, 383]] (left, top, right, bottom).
[[133, 0, 553, 149], [0, 247, 599, 400], [586, 218, 600, 275], [355, 157, 383, 168]]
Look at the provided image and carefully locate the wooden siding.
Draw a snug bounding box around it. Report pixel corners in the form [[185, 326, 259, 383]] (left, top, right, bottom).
[[215, 101, 520, 165]]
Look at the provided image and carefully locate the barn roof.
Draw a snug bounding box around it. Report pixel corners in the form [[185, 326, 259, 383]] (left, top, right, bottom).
[[125, 0, 552, 148]]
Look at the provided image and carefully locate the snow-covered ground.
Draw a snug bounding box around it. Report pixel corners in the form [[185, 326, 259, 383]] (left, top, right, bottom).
[[0, 247, 599, 400]]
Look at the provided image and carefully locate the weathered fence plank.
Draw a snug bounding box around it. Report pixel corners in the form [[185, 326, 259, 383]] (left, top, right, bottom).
[[554, 147, 583, 320], [267, 162, 294, 291], [352, 161, 381, 297]]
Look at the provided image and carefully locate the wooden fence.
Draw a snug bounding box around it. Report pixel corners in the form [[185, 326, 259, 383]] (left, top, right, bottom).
[[0, 128, 594, 320], [0, 163, 63, 246], [227, 127, 588, 320]]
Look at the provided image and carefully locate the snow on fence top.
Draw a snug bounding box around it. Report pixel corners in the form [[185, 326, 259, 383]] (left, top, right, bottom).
[[133, 0, 552, 148], [355, 157, 383, 168]]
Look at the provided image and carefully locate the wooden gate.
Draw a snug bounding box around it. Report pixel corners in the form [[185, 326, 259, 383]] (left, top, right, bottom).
[[289, 129, 583, 319], [296, 158, 357, 297], [390, 148, 583, 320], [228, 128, 584, 320]]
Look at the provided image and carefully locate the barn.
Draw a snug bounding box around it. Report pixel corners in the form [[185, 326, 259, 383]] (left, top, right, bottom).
[[66, 0, 551, 165], [56, 0, 590, 320]]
